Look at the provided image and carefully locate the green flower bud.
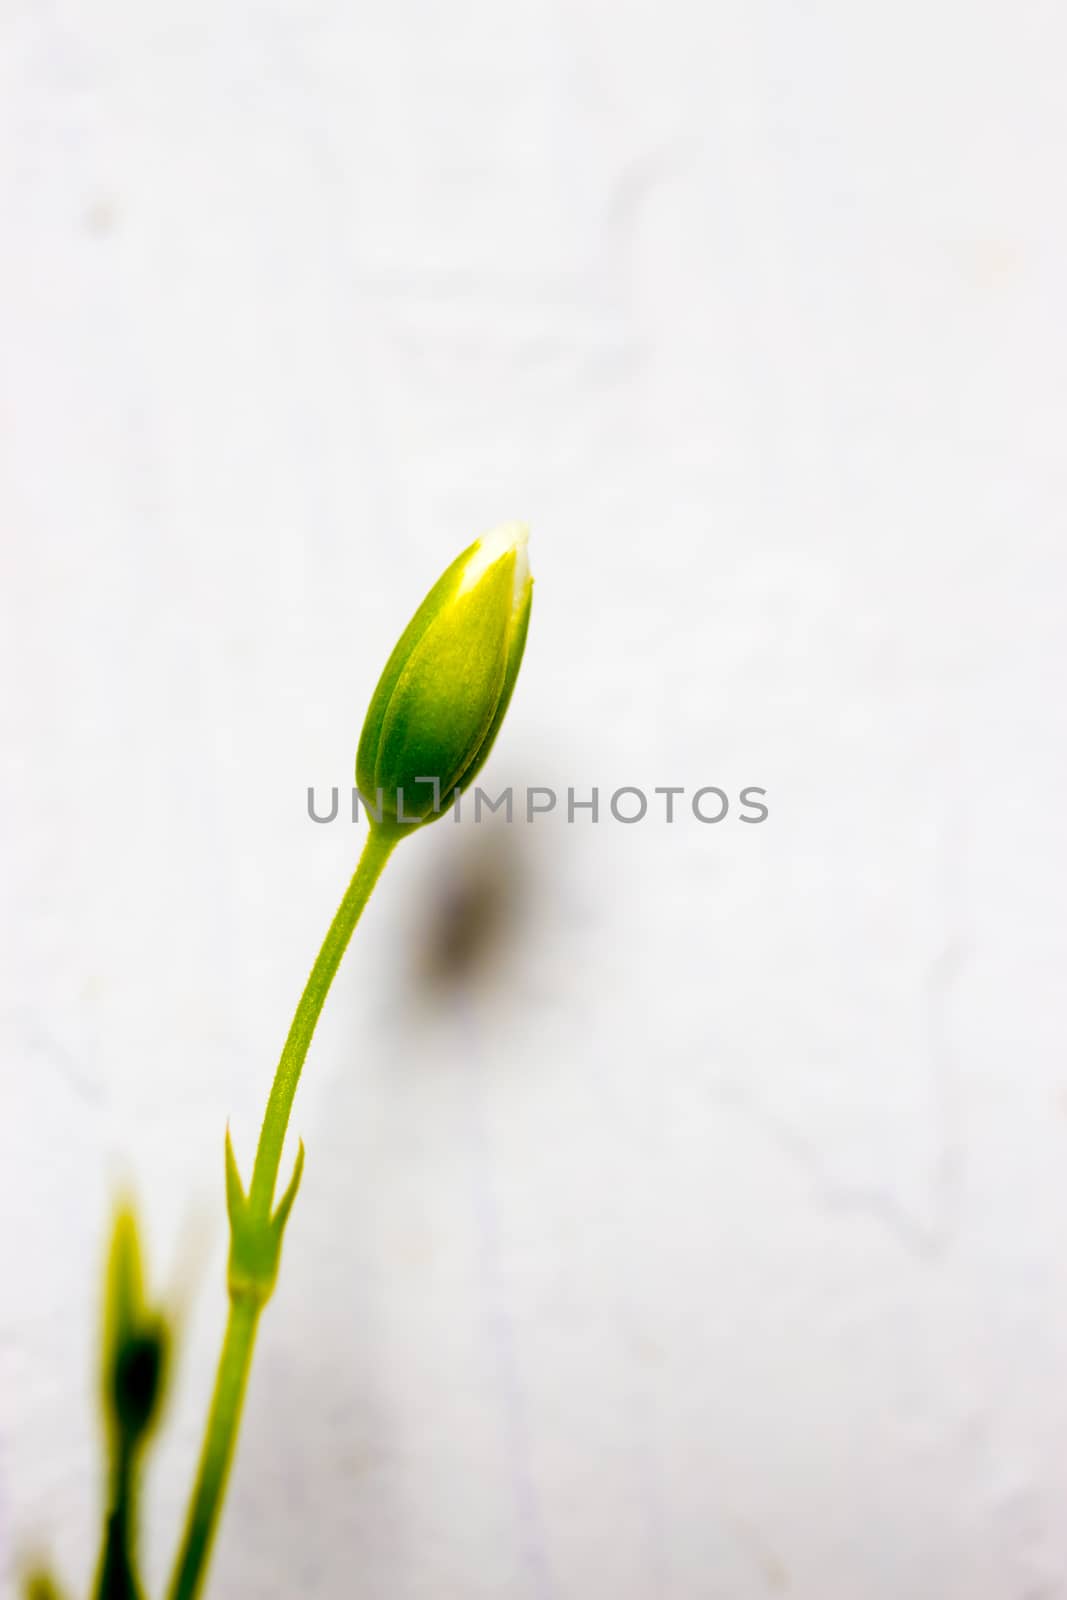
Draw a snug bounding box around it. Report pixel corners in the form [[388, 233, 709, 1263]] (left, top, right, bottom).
[[356, 523, 533, 828]]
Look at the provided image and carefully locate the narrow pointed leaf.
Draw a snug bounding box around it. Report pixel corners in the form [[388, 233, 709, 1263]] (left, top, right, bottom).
[[224, 1126, 247, 1226], [271, 1139, 305, 1245]]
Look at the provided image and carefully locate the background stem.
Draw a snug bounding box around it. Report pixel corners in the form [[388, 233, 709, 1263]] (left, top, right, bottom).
[[94, 1438, 142, 1600]]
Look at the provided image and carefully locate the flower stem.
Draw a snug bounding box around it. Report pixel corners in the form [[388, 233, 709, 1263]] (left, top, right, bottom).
[[247, 823, 399, 1220], [165, 1297, 257, 1600], [166, 823, 400, 1600]]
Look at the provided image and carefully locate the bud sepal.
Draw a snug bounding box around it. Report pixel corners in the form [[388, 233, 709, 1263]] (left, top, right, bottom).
[[225, 1128, 305, 1307]]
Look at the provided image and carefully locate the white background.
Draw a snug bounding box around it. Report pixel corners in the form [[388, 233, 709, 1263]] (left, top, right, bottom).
[[2, 2, 1066, 1596]]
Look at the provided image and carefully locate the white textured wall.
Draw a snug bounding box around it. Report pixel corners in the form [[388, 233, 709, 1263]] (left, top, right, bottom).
[[3, 2, 1066, 1596]]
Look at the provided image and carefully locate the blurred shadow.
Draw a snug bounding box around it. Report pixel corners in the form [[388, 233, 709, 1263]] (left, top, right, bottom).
[[406, 814, 535, 1002]]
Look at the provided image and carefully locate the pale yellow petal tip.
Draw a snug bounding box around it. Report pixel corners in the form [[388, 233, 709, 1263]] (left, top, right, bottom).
[[458, 521, 531, 605]]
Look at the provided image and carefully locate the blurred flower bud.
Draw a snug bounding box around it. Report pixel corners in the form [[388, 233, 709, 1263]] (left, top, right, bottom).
[[356, 523, 533, 828], [101, 1204, 169, 1450], [22, 1569, 67, 1600]]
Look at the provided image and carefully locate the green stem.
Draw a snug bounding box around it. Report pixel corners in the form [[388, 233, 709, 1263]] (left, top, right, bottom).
[[248, 823, 399, 1220], [165, 1297, 257, 1600], [166, 823, 400, 1600]]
